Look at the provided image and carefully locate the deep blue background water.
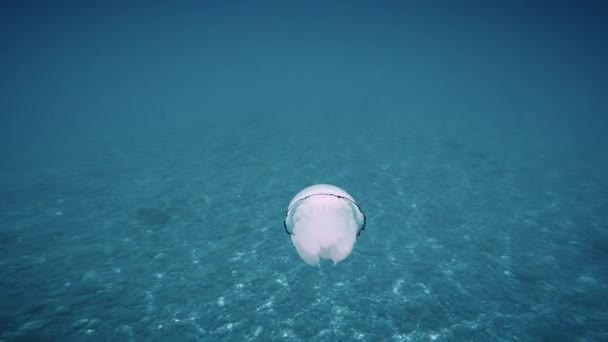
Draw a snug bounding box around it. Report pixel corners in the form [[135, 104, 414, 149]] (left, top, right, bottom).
[[1, 1, 607, 341]]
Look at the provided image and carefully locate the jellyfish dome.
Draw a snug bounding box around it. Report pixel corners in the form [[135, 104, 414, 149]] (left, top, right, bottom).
[[284, 184, 366, 266]]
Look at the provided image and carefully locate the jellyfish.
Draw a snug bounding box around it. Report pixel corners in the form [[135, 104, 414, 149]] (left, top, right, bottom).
[[283, 184, 366, 266]]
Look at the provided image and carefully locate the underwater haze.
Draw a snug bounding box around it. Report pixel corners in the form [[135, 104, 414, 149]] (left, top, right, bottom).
[[1, 1, 607, 341]]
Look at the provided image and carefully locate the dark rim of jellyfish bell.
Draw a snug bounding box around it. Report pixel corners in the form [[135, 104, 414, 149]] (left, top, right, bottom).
[[283, 193, 367, 237]]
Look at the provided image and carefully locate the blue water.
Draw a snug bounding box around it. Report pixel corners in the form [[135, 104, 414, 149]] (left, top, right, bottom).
[[1, 1, 607, 341]]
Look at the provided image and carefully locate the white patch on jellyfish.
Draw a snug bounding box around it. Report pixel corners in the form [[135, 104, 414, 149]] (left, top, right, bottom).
[[285, 184, 365, 266]]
